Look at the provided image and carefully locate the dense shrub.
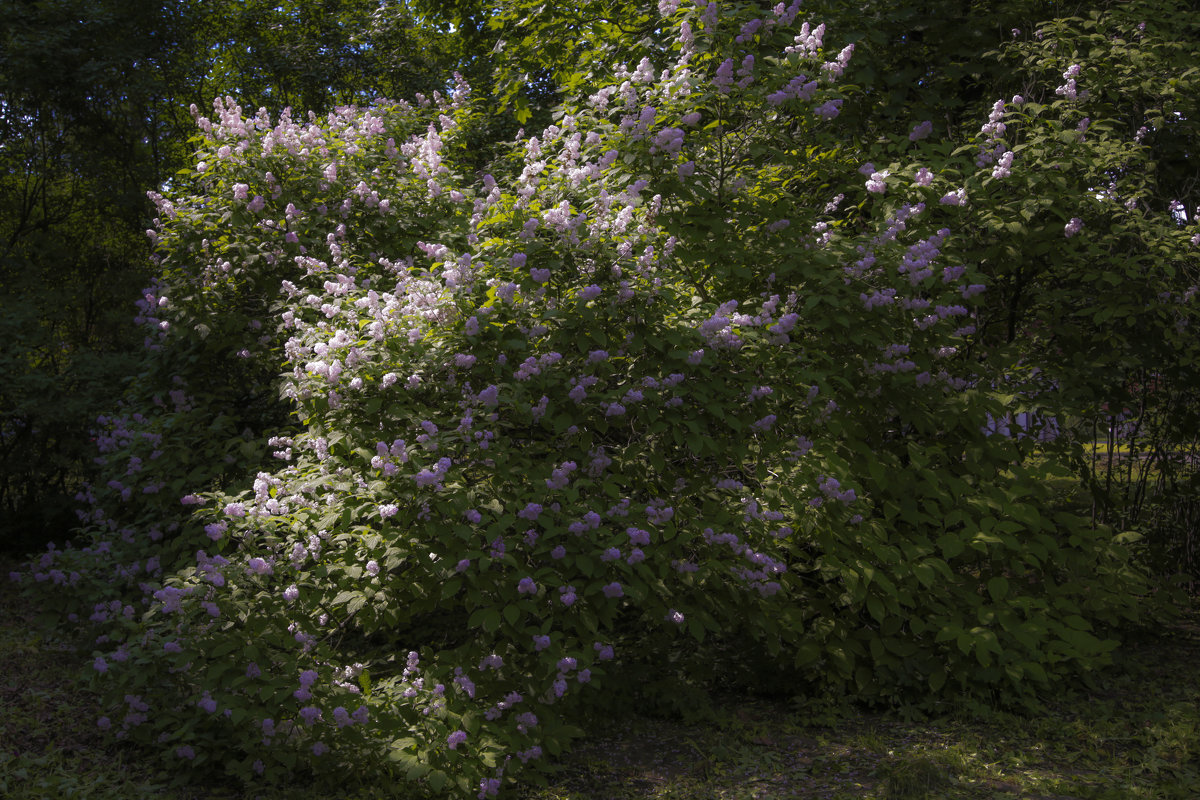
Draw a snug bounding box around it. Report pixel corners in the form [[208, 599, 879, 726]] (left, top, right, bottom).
[[13, 2, 1196, 797]]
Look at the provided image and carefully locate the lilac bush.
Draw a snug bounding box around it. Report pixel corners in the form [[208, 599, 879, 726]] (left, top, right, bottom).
[[15, 2, 1192, 796]]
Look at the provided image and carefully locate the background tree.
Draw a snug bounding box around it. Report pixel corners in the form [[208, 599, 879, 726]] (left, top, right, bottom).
[[0, 0, 197, 549], [0, 0, 466, 552]]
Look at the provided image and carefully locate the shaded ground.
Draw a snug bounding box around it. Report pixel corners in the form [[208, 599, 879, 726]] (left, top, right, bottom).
[[515, 610, 1200, 800], [2, 554, 1197, 799]]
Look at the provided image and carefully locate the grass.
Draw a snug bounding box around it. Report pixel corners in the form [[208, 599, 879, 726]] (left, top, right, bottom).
[[3, 553, 1198, 799]]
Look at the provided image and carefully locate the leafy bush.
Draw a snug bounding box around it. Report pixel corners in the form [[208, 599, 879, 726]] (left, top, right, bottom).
[[13, 2, 1195, 797]]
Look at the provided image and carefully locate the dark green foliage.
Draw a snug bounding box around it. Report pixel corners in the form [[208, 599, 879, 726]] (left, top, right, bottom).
[[4, 1, 1199, 797]]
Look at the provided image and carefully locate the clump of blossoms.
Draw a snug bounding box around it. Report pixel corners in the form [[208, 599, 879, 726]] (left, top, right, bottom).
[[16, 3, 1164, 797]]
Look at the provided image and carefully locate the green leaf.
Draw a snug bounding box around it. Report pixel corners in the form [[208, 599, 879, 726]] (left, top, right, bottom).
[[1063, 614, 1092, 631], [912, 562, 936, 588], [937, 533, 964, 559], [480, 608, 502, 633], [502, 604, 520, 627], [1022, 662, 1048, 683], [867, 595, 885, 623], [514, 96, 532, 124]]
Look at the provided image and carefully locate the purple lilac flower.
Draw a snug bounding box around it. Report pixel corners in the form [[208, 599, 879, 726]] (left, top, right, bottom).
[[909, 120, 933, 140], [518, 745, 544, 763], [454, 669, 476, 698], [246, 557, 272, 575], [813, 99, 842, 119], [940, 188, 967, 206], [714, 58, 735, 93], [477, 385, 499, 406], [752, 414, 777, 431], [992, 150, 1014, 179]]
